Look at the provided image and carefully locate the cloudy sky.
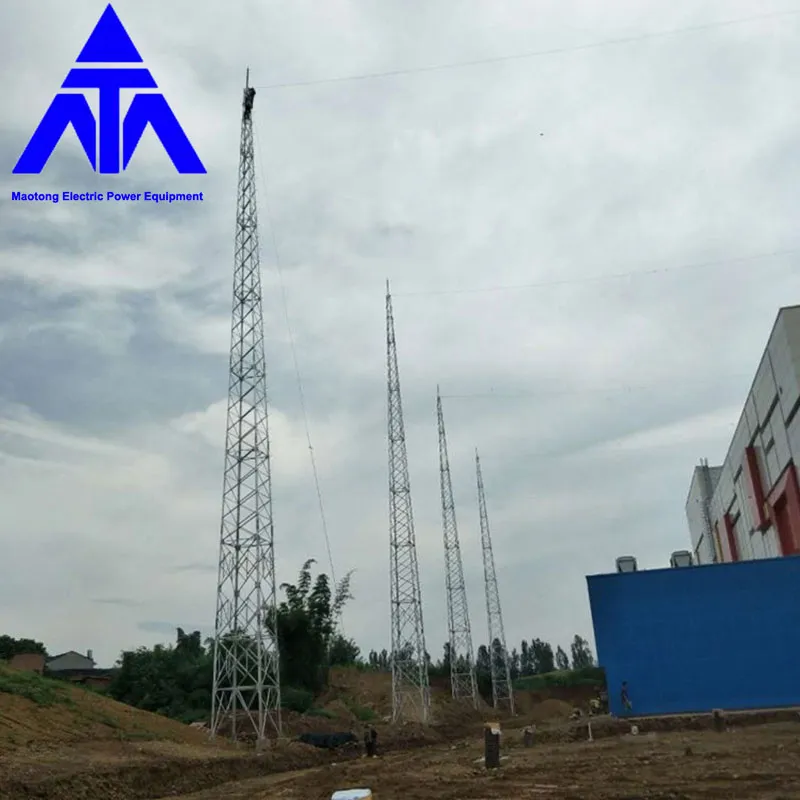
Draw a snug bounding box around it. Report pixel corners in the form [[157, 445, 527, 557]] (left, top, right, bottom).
[[1, 0, 799, 669]]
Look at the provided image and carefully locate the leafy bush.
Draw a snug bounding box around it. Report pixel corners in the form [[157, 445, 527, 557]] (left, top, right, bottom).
[[178, 708, 210, 724], [281, 686, 314, 713]]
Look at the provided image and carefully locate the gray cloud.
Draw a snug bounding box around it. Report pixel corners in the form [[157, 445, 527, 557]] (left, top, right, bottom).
[[94, 598, 142, 608], [0, 0, 799, 669]]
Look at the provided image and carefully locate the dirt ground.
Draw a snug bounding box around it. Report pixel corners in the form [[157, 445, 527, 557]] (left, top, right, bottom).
[[5, 663, 800, 798], [160, 721, 800, 800]]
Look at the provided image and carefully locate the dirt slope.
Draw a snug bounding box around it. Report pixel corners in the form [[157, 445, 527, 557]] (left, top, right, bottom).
[[0, 662, 215, 753], [0, 663, 579, 799]]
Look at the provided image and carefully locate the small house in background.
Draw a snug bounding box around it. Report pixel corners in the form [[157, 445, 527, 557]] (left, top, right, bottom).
[[46, 650, 95, 672], [8, 653, 45, 674], [45, 649, 113, 689]]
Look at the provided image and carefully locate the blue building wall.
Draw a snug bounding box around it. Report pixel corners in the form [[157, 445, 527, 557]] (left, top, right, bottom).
[[587, 556, 800, 717]]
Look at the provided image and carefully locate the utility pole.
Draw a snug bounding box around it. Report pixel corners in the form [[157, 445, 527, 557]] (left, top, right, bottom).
[[437, 389, 478, 706], [476, 450, 515, 714], [386, 281, 430, 724], [210, 69, 281, 744]]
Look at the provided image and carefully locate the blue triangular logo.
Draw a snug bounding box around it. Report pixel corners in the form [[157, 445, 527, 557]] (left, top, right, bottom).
[[75, 4, 143, 63]]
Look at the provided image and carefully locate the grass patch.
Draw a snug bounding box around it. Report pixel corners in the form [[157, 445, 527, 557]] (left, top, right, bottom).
[[305, 707, 336, 719], [122, 729, 160, 741], [514, 666, 606, 691], [0, 665, 74, 706], [348, 704, 377, 721], [93, 713, 122, 729]]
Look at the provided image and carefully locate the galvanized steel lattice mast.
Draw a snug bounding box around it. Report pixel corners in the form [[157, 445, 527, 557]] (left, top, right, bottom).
[[437, 390, 478, 706], [386, 282, 431, 724], [475, 451, 515, 714], [210, 70, 281, 743]]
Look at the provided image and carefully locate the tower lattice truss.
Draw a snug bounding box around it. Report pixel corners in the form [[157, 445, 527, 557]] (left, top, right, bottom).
[[210, 74, 282, 743], [437, 390, 478, 707], [476, 451, 515, 714], [386, 284, 431, 724]]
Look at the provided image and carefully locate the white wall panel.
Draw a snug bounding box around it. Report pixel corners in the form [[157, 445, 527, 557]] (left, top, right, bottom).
[[769, 315, 800, 421], [709, 491, 723, 525], [765, 444, 781, 490], [729, 413, 751, 473], [694, 532, 715, 565], [763, 527, 780, 558], [752, 441, 771, 493], [751, 529, 767, 559], [745, 394, 759, 437], [713, 462, 735, 517], [771, 409, 792, 476], [753, 354, 778, 423], [685, 471, 708, 552], [733, 516, 750, 560], [788, 410, 800, 462], [733, 475, 752, 534]]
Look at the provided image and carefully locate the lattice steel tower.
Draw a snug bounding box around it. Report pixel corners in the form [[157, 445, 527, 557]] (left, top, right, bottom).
[[437, 390, 478, 706], [475, 451, 515, 714], [386, 282, 431, 724], [210, 71, 281, 743]]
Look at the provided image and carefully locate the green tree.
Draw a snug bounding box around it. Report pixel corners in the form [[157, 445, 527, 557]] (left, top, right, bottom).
[[509, 647, 520, 680], [268, 558, 354, 694], [519, 639, 532, 676], [490, 638, 505, 678], [367, 648, 390, 671], [108, 628, 212, 722], [427, 642, 451, 679], [107, 558, 355, 722], [555, 645, 570, 671], [530, 638, 555, 674], [0, 636, 47, 660], [329, 634, 360, 666], [570, 635, 594, 669], [475, 644, 492, 700]]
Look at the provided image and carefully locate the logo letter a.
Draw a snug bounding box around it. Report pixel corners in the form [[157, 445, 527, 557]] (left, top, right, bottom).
[[13, 95, 97, 173]]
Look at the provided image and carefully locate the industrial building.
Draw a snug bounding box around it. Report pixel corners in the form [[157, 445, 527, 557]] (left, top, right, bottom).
[[685, 305, 800, 564], [587, 556, 800, 716]]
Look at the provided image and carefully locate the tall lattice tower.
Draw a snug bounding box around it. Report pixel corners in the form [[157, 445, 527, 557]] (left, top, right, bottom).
[[210, 71, 281, 743], [475, 450, 515, 714], [386, 282, 431, 724], [437, 390, 478, 706]]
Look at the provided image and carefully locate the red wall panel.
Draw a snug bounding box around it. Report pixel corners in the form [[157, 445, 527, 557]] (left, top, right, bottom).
[[766, 464, 800, 556], [743, 446, 770, 531], [723, 513, 739, 562]]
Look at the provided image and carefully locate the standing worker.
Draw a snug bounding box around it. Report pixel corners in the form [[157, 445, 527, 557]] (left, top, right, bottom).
[[363, 725, 377, 757], [363, 726, 372, 757], [620, 681, 633, 714], [369, 725, 378, 757]]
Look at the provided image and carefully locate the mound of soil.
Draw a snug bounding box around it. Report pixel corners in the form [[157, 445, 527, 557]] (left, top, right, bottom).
[[529, 698, 575, 722], [0, 664, 216, 754]]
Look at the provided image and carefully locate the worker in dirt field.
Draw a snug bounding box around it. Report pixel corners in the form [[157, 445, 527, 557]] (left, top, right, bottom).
[[363, 725, 377, 757], [620, 681, 633, 714], [369, 724, 378, 757], [363, 726, 372, 757]]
